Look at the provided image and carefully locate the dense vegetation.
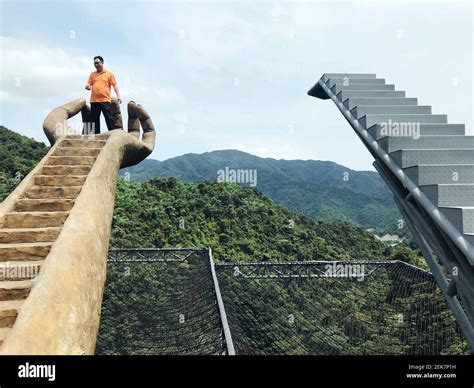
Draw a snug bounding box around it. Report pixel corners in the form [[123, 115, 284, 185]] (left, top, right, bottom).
[[120, 149, 402, 231], [0, 126, 49, 200], [0, 126, 49, 178], [110, 177, 424, 267]]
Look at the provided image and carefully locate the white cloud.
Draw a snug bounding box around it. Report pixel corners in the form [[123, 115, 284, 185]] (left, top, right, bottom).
[[1, 1, 472, 170], [0, 36, 91, 102]]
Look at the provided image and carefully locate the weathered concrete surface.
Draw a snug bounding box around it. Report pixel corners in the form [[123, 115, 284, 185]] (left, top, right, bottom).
[[0, 98, 155, 354]]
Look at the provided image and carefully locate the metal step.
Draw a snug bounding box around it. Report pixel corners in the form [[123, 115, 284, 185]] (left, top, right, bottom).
[[378, 135, 474, 153], [351, 105, 431, 119], [390, 149, 474, 168], [326, 78, 386, 88], [404, 165, 474, 185], [344, 97, 418, 110], [322, 73, 376, 82], [331, 84, 395, 94], [440, 207, 474, 235], [359, 114, 447, 129], [420, 184, 474, 207], [368, 123, 465, 140], [338, 90, 406, 100]]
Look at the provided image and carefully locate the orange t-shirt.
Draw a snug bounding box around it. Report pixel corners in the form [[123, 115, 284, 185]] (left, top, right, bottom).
[[87, 70, 117, 103]]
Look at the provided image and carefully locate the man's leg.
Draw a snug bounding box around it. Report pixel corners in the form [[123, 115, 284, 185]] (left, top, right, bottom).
[[90, 103, 101, 134], [100, 102, 115, 131]]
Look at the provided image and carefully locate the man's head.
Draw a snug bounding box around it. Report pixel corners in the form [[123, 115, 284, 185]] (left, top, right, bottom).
[[93, 56, 104, 71]]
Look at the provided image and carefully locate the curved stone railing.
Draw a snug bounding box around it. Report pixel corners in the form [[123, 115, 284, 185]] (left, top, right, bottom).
[[0, 98, 155, 354]]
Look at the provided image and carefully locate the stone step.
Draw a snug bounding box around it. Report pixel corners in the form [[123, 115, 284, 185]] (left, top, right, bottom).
[[59, 139, 106, 148], [331, 84, 395, 94], [53, 147, 101, 157], [0, 242, 52, 261], [22, 186, 82, 199], [15, 199, 75, 212], [0, 280, 33, 301], [322, 73, 376, 82], [0, 326, 11, 347], [338, 90, 406, 100], [41, 165, 91, 176], [64, 134, 106, 140], [0, 261, 43, 280], [344, 97, 418, 110], [351, 105, 432, 119], [326, 78, 386, 88], [47, 156, 96, 166], [440, 207, 474, 235], [404, 165, 474, 185], [0, 299, 24, 328], [420, 184, 474, 208], [0, 227, 60, 243], [34, 175, 86, 186], [368, 123, 465, 140], [359, 114, 447, 129], [378, 136, 474, 153], [390, 149, 474, 168], [2, 211, 69, 228]]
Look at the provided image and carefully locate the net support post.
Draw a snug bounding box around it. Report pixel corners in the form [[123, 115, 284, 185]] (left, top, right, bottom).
[[208, 247, 236, 355]]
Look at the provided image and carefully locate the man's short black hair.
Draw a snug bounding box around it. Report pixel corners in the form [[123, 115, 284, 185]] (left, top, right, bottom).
[[94, 56, 104, 63]]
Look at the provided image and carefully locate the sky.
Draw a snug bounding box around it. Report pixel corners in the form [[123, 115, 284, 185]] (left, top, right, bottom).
[[0, 0, 472, 171]]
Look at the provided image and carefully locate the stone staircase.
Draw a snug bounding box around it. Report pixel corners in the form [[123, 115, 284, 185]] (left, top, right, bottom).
[[0, 136, 106, 347]]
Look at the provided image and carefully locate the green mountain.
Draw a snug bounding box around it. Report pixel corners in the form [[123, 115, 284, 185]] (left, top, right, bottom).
[[120, 150, 401, 231]]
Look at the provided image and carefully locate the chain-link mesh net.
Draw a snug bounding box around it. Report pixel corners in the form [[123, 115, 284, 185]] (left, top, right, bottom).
[[216, 261, 470, 355], [96, 249, 226, 355], [96, 249, 469, 355]]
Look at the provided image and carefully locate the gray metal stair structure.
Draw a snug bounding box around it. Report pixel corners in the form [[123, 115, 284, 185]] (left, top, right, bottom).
[[308, 73, 474, 352]]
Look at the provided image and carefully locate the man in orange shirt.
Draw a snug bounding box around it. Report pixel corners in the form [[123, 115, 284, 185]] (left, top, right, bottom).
[[85, 56, 122, 134]]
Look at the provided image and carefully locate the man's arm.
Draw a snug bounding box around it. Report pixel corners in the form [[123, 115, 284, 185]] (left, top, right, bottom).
[[113, 84, 122, 104], [85, 74, 92, 90]]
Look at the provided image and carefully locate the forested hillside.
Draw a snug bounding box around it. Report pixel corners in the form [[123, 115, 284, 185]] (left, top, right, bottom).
[[120, 150, 402, 231]]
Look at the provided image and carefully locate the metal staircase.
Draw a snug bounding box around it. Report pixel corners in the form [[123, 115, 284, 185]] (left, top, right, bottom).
[[308, 73, 474, 352]]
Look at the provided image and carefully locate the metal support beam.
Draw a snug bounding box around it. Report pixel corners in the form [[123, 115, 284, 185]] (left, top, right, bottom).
[[374, 160, 474, 352], [208, 247, 235, 355]]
